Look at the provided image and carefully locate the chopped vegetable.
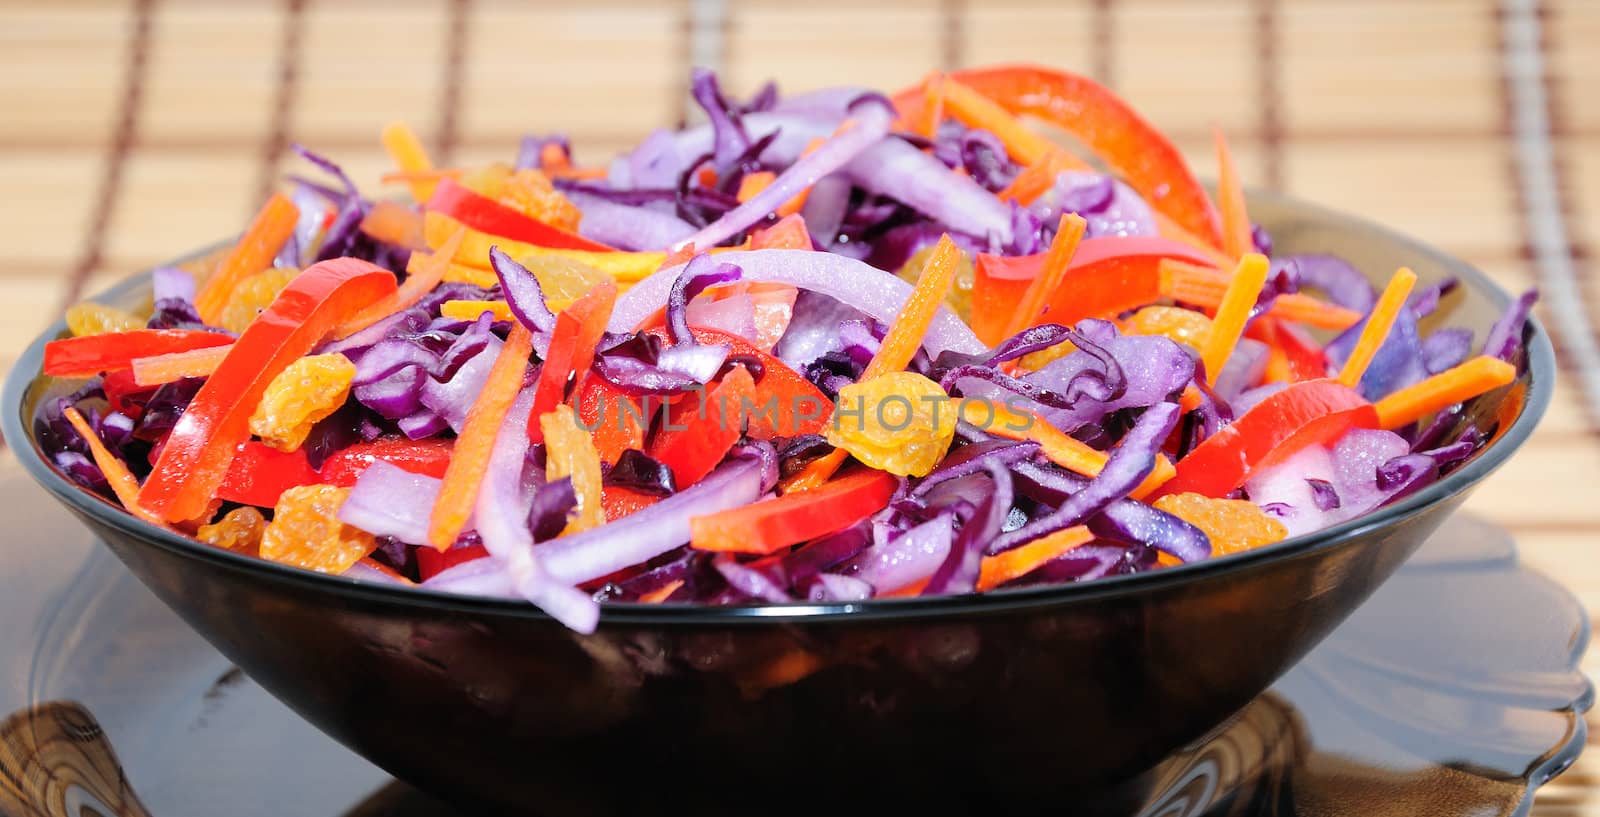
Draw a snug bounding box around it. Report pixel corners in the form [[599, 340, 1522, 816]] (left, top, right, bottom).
[[45, 330, 234, 379], [1373, 355, 1517, 430], [1337, 268, 1418, 388], [690, 468, 896, 556], [194, 192, 300, 324], [248, 353, 356, 452], [1199, 253, 1269, 384]]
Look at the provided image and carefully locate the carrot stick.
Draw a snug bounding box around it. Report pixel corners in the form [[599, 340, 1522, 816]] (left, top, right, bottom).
[[63, 407, 165, 526], [426, 323, 535, 550], [381, 121, 438, 204], [132, 345, 232, 387], [977, 525, 1094, 591], [1336, 268, 1417, 388], [639, 580, 684, 604], [380, 169, 462, 186], [333, 227, 467, 339], [194, 193, 300, 324], [779, 449, 850, 494], [1198, 254, 1270, 384], [998, 148, 1086, 204], [1004, 214, 1086, 339], [964, 400, 1173, 499], [915, 73, 946, 138], [940, 77, 1055, 166], [359, 200, 426, 249], [863, 234, 961, 380], [737, 171, 776, 203], [439, 300, 515, 322], [1213, 129, 1253, 260], [1373, 355, 1515, 429], [1160, 260, 1362, 331]]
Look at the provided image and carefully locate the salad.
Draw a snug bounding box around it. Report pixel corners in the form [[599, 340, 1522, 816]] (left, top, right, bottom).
[[34, 65, 1534, 633]]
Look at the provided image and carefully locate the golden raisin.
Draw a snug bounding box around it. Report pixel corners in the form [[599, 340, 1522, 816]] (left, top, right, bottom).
[[521, 253, 609, 309], [460, 164, 582, 231], [1154, 492, 1288, 557], [218, 266, 300, 334], [1128, 306, 1214, 350], [249, 354, 356, 452], [196, 506, 266, 555], [260, 484, 375, 573], [65, 302, 143, 336], [897, 244, 975, 320], [826, 372, 957, 477], [541, 405, 605, 534]]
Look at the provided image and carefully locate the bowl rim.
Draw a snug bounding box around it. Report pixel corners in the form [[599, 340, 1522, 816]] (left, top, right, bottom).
[[3, 190, 1556, 626]]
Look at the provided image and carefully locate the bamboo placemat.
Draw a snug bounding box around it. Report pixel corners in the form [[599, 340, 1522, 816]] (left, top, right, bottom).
[[1, 0, 1598, 812]]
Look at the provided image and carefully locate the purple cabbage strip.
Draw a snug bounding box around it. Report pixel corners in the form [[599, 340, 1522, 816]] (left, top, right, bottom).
[[923, 461, 1014, 595], [991, 402, 1181, 554], [1481, 289, 1538, 362], [1288, 254, 1376, 313]]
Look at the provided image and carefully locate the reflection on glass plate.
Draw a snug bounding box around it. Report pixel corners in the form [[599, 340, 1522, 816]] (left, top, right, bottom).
[[0, 462, 1586, 817]]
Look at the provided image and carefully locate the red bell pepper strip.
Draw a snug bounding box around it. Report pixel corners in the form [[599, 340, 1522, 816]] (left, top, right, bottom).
[[577, 377, 648, 465], [425, 177, 613, 252], [645, 326, 833, 438], [102, 369, 146, 417], [417, 543, 490, 582], [648, 366, 757, 489], [137, 259, 397, 522], [690, 468, 897, 556], [44, 330, 235, 378], [749, 213, 813, 250], [970, 236, 1218, 346], [526, 279, 618, 443], [893, 65, 1224, 250], [1156, 379, 1378, 499], [601, 485, 661, 521], [217, 441, 321, 507], [1266, 320, 1328, 382], [317, 437, 455, 486]]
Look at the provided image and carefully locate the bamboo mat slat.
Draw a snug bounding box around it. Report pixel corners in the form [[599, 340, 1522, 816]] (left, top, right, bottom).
[[0, 1, 1597, 813]]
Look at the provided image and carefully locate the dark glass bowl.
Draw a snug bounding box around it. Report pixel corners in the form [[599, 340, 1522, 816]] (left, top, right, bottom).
[[2, 192, 1554, 816]]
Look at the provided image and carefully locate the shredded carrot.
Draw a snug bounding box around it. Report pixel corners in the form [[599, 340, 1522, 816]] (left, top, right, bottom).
[[779, 449, 850, 494], [964, 400, 1173, 499], [63, 407, 165, 526], [380, 168, 461, 186], [1213, 129, 1254, 260], [998, 148, 1086, 204], [1159, 260, 1362, 330], [737, 171, 776, 203], [1178, 384, 1203, 413], [439, 300, 514, 322], [333, 227, 467, 339], [863, 234, 961, 380], [380, 121, 438, 204], [977, 525, 1094, 591], [1198, 254, 1270, 384], [882, 577, 930, 598], [940, 77, 1055, 166], [549, 165, 609, 180], [1373, 355, 1515, 429], [639, 580, 684, 604], [915, 73, 946, 138], [426, 323, 535, 550], [539, 142, 572, 174], [1336, 268, 1417, 388], [132, 345, 232, 387], [1004, 213, 1086, 339], [194, 193, 300, 324], [359, 200, 426, 249]]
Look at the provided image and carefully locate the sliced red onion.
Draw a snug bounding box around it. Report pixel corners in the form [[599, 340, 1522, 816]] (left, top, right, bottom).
[[1213, 338, 1269, 403], [714, 555, 793, 603], [420, 558, 518, 599], [667, 255, 743, 345], [800, 174, 852, 246], [353, 365, 427, 419], [340, 560, 414, 586], [339, 460, 446, 543], [656, 342, 731, 383], [568, 192, 696, 251], [320, 307, 429, 357], [276, 183, 331, 267], [535, 456, 765, 586], [475, 387, 537, 563], [690, 68, 752, 170], [623, 128, 686, 189], [613, 250, 985, 357], [671, 112, 836, 171], [686, 292, 757, 342], [770, 86, 870, 118], [844, 136, 1014, 245], [772, 290, 870, 370], [1032, 171, 1157, 238], [809, 573, 873, 602], [1087, 498, 1211, 563], [675, 100, 894, 251], [397, 409, 448, 439], [835, 514, 953, 592], [991, 402, 1180, 554]]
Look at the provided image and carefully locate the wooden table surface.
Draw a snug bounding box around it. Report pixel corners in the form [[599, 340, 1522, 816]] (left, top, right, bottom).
[[1, 0, 1597, 813]]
